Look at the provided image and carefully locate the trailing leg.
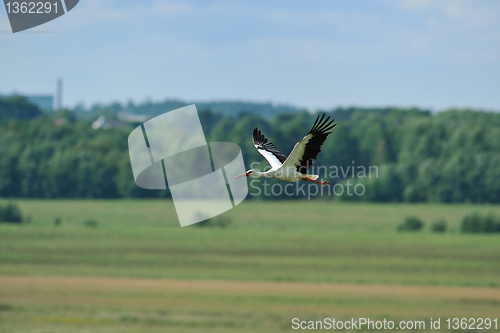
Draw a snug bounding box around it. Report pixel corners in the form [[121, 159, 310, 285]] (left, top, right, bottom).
[[300, 177, 330, 186]]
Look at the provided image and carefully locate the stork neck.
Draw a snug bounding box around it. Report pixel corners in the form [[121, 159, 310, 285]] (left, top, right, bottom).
[[254, 170, 271, 177]]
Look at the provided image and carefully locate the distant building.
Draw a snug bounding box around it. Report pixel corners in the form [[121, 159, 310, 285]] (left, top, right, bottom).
[[2, 79, 61, 111], [54, 118, 67, 126], [118, 113, 149, 123], [1, 93, 54, 111], [92, 116, 107, 129], [26, 95, 54, 111], [92, 114, 149, 129]]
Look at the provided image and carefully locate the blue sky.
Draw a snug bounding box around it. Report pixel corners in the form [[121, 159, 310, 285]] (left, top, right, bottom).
[[1, 0, 500, 111]]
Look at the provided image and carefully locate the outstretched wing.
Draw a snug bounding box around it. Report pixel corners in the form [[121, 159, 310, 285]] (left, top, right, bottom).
[[252, 127, 288, 170], [282, 113, 336, 174]]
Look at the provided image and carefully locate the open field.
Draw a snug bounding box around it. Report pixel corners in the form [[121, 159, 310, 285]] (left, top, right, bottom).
[[1, 276, 500, 333], [3, 198, 500, 232], [1, 199, 500, 332], [1, 224, 500, 286]]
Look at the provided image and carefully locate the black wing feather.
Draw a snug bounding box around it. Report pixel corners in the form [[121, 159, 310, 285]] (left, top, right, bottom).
[[296, 113, 337, 174], [252, 127, 288, 165]]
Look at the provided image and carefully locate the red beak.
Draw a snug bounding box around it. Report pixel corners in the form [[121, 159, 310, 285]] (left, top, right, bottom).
[[234, 172, 248, 179]]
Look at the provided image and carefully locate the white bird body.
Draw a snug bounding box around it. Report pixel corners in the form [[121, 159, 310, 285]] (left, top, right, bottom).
[[248, 166, 317, 182], [234, 114, 336, 185]]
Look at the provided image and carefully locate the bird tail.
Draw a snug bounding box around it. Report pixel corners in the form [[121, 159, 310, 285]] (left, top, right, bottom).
[[304, 174, 319, 181]]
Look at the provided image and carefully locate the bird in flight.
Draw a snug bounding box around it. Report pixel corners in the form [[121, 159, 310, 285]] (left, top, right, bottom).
[[234, 113, 336, 185]]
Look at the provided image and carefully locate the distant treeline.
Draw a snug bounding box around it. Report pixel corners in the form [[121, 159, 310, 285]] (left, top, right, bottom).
[[74, 99, 300, 119], [1, 96, 499, 202]]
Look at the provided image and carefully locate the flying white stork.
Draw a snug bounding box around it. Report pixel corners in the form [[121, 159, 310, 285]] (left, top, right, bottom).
[[234, 113, 336, 185]]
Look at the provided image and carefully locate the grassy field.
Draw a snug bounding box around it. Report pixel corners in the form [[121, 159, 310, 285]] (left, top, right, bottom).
[[4, 198, 500, 231], [1, 199, 500, 332]]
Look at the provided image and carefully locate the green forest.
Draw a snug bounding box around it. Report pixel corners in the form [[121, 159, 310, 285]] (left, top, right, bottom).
[[1, 96, 499, 203]]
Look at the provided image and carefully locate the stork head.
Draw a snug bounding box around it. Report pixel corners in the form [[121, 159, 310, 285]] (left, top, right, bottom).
[[234, 169, 258, 179]]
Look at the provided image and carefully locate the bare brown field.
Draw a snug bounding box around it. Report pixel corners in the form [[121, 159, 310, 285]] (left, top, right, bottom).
[[1, 275, 499, 332], [3, 276, 500, 303]]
